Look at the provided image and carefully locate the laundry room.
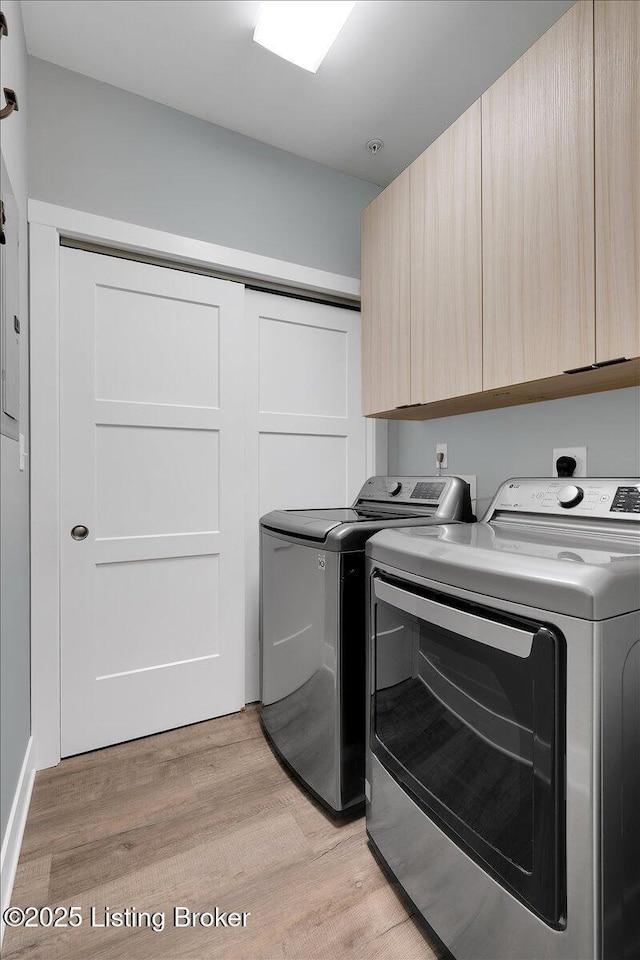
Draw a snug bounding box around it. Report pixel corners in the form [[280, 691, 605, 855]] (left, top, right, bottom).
[[0, 2, 638, 959]]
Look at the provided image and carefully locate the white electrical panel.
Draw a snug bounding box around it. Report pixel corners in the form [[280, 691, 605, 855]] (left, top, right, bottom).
[[1, 154, 20, 441]]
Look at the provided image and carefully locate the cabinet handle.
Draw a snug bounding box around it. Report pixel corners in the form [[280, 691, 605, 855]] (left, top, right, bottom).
[[564, 357, 628, 375], [0, 88, 19, 120]]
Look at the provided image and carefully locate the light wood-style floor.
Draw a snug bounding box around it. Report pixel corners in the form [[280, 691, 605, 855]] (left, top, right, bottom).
[[4, 707, 438, 960]]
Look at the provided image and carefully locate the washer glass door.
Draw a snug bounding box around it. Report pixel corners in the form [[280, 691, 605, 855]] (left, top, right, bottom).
[[370, 573, 565, 926]]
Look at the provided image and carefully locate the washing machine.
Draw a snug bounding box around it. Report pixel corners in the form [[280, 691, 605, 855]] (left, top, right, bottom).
[[260, 475, 475, 815], [366, 477, 640, 960]]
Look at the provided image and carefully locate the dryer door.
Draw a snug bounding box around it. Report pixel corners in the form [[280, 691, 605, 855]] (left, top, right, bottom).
[[370, 572, 565, 926]]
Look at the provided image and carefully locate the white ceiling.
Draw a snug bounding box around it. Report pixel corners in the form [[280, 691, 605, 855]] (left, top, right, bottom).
[[21, 0, 575, 187]]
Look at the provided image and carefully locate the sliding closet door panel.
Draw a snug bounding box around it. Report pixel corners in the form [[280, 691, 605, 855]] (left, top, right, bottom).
[[245, 291, 367, 701], [60, 249, 245, 756]]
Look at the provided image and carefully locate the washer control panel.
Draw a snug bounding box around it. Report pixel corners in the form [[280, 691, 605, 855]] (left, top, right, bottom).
[[492, 479, 640, 519], [357, 476, 449, 504]]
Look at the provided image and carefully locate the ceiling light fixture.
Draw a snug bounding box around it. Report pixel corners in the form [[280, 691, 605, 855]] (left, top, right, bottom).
[[253, 1, 357, 73]]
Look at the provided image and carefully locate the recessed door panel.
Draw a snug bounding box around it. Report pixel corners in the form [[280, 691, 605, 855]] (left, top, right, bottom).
[[259, 432, 347, 516], [95, 424, 219, 538], [94, 554, 220, 677], [95, 285, 220, 407], [259, 315, 347, 417]]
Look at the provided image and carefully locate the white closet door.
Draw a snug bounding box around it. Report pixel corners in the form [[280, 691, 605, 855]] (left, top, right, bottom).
[[60, 249, 245, 756], [245, 291, 367, 701]]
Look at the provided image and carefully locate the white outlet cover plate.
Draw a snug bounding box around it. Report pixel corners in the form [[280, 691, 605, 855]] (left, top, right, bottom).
[[436, 443, 448, 469], [552, 447, 587, 477]]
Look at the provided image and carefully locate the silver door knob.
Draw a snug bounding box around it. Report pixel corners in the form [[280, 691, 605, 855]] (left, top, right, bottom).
[[71, 525, 89, 540]]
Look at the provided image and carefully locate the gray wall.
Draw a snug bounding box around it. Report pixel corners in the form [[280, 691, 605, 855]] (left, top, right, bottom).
[[1, 0, 31, 843], [389, 387, 640, 516], [27, 57, 380, 278]]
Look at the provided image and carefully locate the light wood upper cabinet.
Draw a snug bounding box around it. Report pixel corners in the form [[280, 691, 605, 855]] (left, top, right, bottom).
[[595, 0, 640, 362], [482, 0, 595, 390], [360, 0, 640, 419], [410, 100, 482, 404], [361, 169, 411, 415]]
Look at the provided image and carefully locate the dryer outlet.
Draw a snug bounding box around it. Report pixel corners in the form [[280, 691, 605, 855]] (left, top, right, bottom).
[[552, 447, 587, 477]]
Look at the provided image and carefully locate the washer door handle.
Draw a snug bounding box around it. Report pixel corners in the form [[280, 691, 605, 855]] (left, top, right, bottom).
[[71, 524, 89, 541]]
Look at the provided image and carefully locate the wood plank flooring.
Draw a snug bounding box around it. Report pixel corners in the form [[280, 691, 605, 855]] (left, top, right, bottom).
[[3, 707, 438, 960]]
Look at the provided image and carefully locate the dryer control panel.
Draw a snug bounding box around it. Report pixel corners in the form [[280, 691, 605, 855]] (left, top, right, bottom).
[[491, 479, 640, 520]]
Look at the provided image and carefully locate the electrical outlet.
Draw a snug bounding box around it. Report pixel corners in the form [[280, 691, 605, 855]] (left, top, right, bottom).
[[436, 443, 448, 469], [552, 446, 587, 478]]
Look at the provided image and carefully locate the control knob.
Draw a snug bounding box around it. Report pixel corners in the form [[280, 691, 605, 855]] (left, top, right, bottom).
[[558, 484, 584, 508], [387, 481, 402, 497]]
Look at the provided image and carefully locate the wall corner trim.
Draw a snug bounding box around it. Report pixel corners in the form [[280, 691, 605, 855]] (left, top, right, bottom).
[[0, 735, 35, 945]]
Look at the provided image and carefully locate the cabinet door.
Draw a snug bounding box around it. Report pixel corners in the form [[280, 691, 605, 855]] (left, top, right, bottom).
[[482, 0, 595, 390], [411, 101, 482, 404], [595, 0, 640, 362], [361, 170, 411, 415]]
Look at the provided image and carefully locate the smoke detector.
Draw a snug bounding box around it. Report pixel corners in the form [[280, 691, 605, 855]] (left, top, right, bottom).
[[366, 139, 384, 155]]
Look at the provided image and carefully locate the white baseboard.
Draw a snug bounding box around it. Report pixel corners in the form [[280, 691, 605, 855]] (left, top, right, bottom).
[[1, 736, 35, 945]]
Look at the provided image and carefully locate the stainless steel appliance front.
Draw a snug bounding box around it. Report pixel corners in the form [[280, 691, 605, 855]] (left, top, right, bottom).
[[261, 532, 346, 810], [260, 476, 475, 815], [366, 478, 640, 960], [371, 574, 563, 925]]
